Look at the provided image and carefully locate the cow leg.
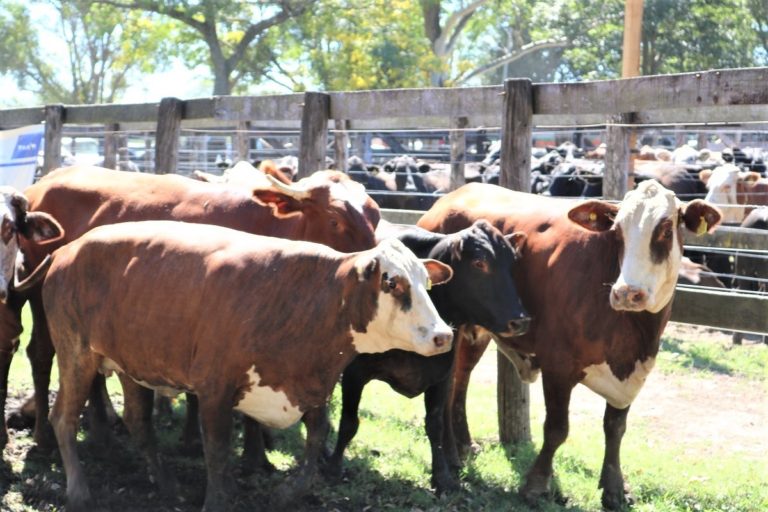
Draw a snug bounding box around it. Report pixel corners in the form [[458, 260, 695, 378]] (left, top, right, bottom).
[[449, 330, 492, 460], [424, 379, 459, 494], [241, 418, 276, 474], [181, 392, 202, 455], [0, 295, 23, 449], [274, 407, 330, 507], [50, 350, 99, 511], [326, 364, 372, 479], [520, 374, 573, 505], [27, 293, 57, 452], [599, 403, 633, 511], [85, 374, 114, 449], [118, 375, 176, 498], [198, 394, 235, 512]]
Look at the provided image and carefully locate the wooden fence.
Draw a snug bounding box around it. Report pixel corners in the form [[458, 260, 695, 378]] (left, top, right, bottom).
[[2, 66, 767, 443]]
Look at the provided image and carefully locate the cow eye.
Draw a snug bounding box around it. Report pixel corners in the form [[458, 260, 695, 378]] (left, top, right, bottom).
[[472, 259, 489, 272], [330, 218, 339, 229]]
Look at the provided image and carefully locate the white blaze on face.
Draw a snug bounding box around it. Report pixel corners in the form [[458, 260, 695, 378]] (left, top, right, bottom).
[[234, 367, 303, 429], [300, 171, 370, 215], [703, 164, 744, 224], [612, 180, 681, 313], [581, 357, 656, 409], [0, 188, 22, 301], [351, 238, 452, 357]]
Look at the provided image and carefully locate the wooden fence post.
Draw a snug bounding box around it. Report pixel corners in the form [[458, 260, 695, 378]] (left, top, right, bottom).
[[103, 123, 120, 170], [334, 119, 350, 172], [449, 116, 468, 191], [298, 92, 330, 179], [154, 97, 184, 174], [236, 120, 251, 162], [604, 113, 635, 200], [42, 104, 64, 177], [498, 78, 533, 445]]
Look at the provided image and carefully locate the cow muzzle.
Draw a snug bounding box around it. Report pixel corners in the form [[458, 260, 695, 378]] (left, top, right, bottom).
[[610, 284, 649, 311]]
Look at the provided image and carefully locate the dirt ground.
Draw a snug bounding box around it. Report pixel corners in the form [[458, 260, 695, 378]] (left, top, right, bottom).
[[472, 322, 768, 461], [1, 322, 766, 511]]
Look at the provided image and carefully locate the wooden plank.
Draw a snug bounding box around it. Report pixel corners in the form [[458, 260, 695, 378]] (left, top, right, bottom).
[[236, 120, 251, 161], [209, 95, 304, 122], [0, 107, 45, 128], [683, 226, 768, 251], [603, 113, 633, 199], [330, 86, 503, 120], [102, 123, 120, 169], [333, 119, 350, 172], [154, 98, 184, 174], [42, 105, 63, 177], [534, 67, 768, 116], [65, 102, 158, 124], [671, 287, 768, 333], [298, 92, 330, 178], [500, 79, 533, 192], [449, 117, 468, 191]]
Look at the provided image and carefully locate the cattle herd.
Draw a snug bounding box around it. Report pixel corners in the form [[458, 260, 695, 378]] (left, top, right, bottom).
[[0, 150, 742, 511]]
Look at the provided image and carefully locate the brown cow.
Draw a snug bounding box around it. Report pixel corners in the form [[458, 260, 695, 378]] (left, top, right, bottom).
[[44, 221, 453, 512], [417, 180, 722, 510], [4, 164, 380, 451]]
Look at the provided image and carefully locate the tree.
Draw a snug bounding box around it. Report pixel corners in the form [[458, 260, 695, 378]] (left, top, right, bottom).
[[0, 0, 173, 104], [96, 0, 314, 95]]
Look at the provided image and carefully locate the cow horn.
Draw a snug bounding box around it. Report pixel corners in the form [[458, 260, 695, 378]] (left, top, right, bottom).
[[265, 174, 311, 200], [13, 254, 52, 293]]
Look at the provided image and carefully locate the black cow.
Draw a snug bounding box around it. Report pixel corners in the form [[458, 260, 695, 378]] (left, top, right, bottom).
[[733, 207, 768, 344], [325, 219, 530, 493]]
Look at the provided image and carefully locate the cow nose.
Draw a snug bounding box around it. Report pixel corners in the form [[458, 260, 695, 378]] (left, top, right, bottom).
[[433, 331, 453, 349], [611, 285, 648, 310], [508, 317, 531, 336]]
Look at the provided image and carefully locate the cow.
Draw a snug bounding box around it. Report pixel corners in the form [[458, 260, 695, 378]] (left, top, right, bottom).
[[4, 164, 381, 452], [43, 220, 454, 512], [325, 220, 530, 493], [417, 180, 722, 509], [700, 164, 768, 224], [634, 161, 708, 201], [192, 160, 293, 187], [0, 188, 63, 448]]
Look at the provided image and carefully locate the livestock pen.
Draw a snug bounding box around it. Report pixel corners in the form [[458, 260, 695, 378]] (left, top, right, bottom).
[[2, 67, 766, 443]]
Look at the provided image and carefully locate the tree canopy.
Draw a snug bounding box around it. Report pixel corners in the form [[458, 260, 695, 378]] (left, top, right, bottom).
[[1, 0, 766, 105]]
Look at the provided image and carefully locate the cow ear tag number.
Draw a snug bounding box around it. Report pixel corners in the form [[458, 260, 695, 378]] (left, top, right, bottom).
[[696, 216, 708, 236], [426, 278, 432, 291]]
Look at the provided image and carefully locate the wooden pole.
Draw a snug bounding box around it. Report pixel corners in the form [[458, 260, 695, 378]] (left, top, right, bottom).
[[154, 97, 184, 174], [298, 92, 330, 179], [42, 104, 64, 177], [604, 113, 634, 200], [334, 119, 350, 172], [449, 116, 468, 191], [103, 123, 120, 170], [498, 78, 533, 445], [622, 0, 644, 78], [236, 120, 251, 163]]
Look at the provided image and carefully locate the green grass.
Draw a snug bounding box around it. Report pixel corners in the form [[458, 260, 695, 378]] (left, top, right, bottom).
[[3, 310, 767, 511]]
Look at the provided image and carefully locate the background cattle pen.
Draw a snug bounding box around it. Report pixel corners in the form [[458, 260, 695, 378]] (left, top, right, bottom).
[[1, 67, 768, 444]]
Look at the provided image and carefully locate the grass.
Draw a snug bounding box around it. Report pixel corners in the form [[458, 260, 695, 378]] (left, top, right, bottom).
[[2, 310, 767, 511]]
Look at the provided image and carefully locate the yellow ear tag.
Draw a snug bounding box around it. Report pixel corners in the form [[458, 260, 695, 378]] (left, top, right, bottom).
[[696, 216, 708, 236], [589, 212, 597, 222], [426, 278, 432, 291]]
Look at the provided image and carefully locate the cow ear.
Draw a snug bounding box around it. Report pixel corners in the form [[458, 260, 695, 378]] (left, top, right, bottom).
[[698, 169, 712, 185], [418, 163, 431, 173], [251, 190, 304, 215], [680, 199, 722, 235], [422, 259, 453, 287], [504, 232, 527, 252], [19, 212, 64, 242], [567, 200, 618, 232], [744, 172, 761, 184]]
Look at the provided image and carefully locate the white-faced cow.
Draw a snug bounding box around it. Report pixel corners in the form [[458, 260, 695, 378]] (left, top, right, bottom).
[[3, 164, 381, 452], [44, 221, 454, 512], [417, 180, 722, 509], [700, 163, 768, 224]]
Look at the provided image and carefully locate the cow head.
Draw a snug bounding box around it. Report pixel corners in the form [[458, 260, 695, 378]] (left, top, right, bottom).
[[344, 238, 453, 357], [568, 179, 721, 313], [0, 188, 63, 302], [700, 164, 759, 224], [252, 171, 380, 252], [432, 219, 530, 337]]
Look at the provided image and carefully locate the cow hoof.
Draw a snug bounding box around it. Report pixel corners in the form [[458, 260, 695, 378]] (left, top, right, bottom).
[[601, 484, 634, 511], [32, 429, 57, 455], [66, 490, 96, 512], [520, 473, 553, 507], [432, 474, 460, 495]]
